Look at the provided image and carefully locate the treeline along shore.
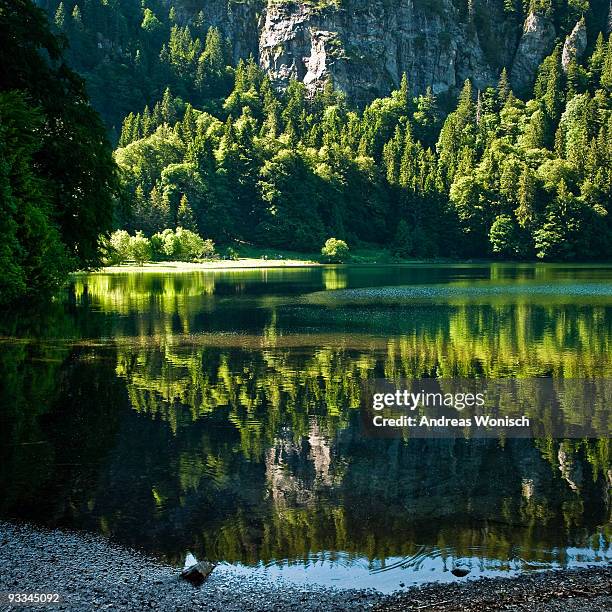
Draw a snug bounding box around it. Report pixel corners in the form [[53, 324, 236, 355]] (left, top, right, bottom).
[[2, 1, 612, 305]]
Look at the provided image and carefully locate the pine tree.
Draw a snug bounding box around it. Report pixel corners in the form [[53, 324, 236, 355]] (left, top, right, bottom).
[[522, 108, 547, 148], [129, 184, 148, 233], [131, 113, 142, 142], [160, 88, 174, 124], [413, 87, 440, 146], [534, 180, 580, 260], [147, 186, 171, 234], [261, 77, 280, 138], [177, 194, 197, 231], [456, 79, 475, 125], [119, 113, 135, 148], [588, 33, 606, 86], [535, 47, 565, 124], [383, 125, 403, 185], [437, 80, 476, 186], [196, 27, 226, 98], [142, 106, 152, 137], [497, 68, 511, 105], [71, 5, 82, 28], [601, 35, 612, 92], [180, 104, 197, 143], [398, 73, 410, 113], [399, 124, 419, 191], [282, 79, 308, 136], [54, 2, 66, 30]]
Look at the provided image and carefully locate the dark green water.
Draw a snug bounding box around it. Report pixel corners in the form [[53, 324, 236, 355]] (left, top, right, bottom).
[[1, 263, 611, 591]]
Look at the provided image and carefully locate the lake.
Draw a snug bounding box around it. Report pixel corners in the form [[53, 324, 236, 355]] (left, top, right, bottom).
[[1, 263, 611, 592]]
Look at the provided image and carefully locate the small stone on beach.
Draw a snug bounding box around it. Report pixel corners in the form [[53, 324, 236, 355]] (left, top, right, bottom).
[[180, 552, 215, 586]]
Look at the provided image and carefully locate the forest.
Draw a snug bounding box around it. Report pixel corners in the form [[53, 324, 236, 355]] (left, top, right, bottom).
[[1, 0, 612, 304]]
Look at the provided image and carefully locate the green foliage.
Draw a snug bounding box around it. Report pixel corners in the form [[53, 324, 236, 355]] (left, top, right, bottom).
[[141, 8, 162, 35], [110, 34, 612, 262], [391, 220, 414, 258], [108, 229, 131, 265], [0, 0, 119, 304], [108, 228, 215, 264], [129, 231, 152, 266], [32, 0, 612, 263], [321, 238, 350, 262], [436, 39, 612, 260], [177, 194, 197, 231], [107, 229, 152, 265], [154, 227, 215, 261], [45, 0, 234, 130], [489, 215, 524, 257], [0, 92, 70, 303]]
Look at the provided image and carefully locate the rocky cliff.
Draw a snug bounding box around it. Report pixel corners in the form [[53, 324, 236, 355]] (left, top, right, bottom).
[[173, 0, 579, 102]]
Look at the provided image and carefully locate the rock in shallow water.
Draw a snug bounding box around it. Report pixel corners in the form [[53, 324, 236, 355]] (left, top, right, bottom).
[[451, 567, 471, 577]]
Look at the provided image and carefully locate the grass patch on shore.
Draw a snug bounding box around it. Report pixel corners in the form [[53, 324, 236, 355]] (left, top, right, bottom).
[[83, 243, 431, 274], [232, 243, 410, 264]]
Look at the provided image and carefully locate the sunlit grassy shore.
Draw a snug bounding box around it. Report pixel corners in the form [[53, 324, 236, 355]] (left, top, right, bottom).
[[85, 245, 414, 273], [96, 258, 320, 273]]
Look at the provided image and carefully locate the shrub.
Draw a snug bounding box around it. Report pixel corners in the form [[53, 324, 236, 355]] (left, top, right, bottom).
[[107, 229, 132, 264], [176, 227, 215, 260], [129, 231, 152, 265], [321, 238, 349, 263], [150, 230, 169, 260], [157, 227, 215, 260], [225, 247, 239, 260], [105, 228, 215, 265], [489, 215, 522, 258], [152, 228, 176, 259]]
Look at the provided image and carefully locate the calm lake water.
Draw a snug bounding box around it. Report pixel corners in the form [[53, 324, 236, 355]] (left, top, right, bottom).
[[1, 263, 611, 592]]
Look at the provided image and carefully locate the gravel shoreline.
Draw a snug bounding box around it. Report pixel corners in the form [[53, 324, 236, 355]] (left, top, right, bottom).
[[375, 566, 612, 611], [1, 522, 610, 611]]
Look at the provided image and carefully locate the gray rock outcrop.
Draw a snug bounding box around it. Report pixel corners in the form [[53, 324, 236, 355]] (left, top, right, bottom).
[[170, 1, 569, 102], [562, 18, 588, 72], [510, 11, 556, 93]]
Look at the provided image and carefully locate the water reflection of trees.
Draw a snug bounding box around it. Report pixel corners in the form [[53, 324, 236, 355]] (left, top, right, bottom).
[[1, 272, 610, 568], [74, 273, 611, 563], [111, 297, 611, 440]]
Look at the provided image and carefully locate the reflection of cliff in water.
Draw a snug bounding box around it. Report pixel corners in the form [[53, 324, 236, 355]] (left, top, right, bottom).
[[0, 266, 610, 572], [1, 342, 609, 567]]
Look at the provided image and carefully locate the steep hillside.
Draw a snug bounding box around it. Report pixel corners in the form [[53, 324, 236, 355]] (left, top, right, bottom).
[[40, 0, 611, 126], [33, 0, 612, 262], [165, 0, 611, 101]]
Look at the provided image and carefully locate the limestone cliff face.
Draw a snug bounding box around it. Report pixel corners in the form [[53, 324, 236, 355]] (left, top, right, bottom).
[[175, 0, 565, 102], [562, 18, 588, 71], [258, 0, 532, 103], [511, 11, 556, 92]]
